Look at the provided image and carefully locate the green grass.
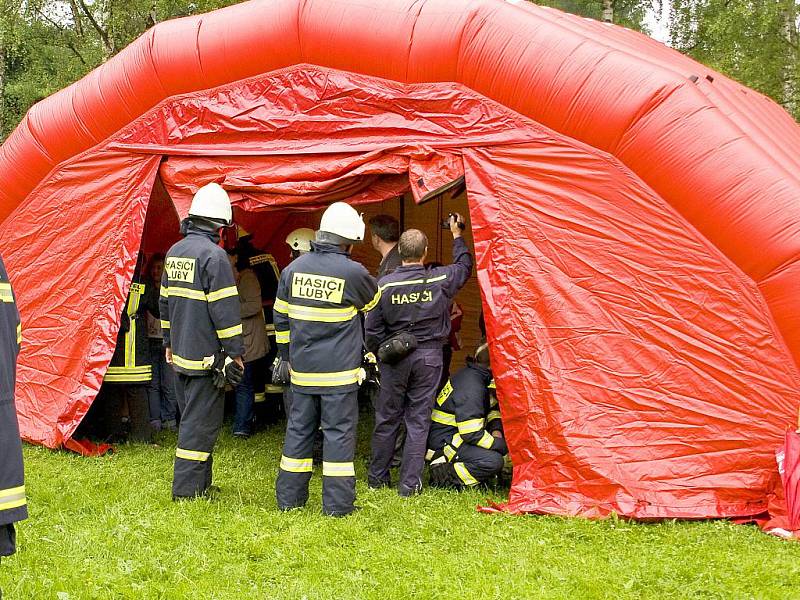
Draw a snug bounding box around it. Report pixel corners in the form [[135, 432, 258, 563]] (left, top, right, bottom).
[[2, 417, 800, 600]]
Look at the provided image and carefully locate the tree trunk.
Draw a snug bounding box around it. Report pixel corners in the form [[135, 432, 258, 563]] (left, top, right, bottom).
[[602, 0, 614, 23], [782, 0, 798, 116]]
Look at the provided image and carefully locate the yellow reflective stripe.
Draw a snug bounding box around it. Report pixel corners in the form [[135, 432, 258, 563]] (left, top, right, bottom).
[[290, 368, 360, 387], [124, 318, 137, 368], [488, 379, 496, 389], [172, 354, 210, 371], [275, 329, 290, 344], [425, 449, 435, 461], [265, 323, 276, 333], [176, 448, 210, 462], [457, 418, 484, 435], [286, 304, 357, 322], [322, 461, 355, 477], [361, 288, 382, 312], [431, 409, 456, 426], [0, 485, 26, 511], [274, 298, 289, 314], [443, 444, 457, 461], [454, 462, 478, 486], [487, 410, 501, 422], [254, 393, 266, 403], [216, 324, 243, 339], [451, 433, 464, 449], [280, 455, 313, 473], [206, 286, 238, 302], [436, 380, 453, 406], [165, 286, 206, 301], [0, 282, 13, 303], [160, 285, 169, 298], [105, 373, 152, 383], [379, 274, 447, 290], [107, 366, 152, 374], [128, 283, 144, 315], [265, 384, 285, 393], [16, 323, 21, 344], [476, 431, 495, 450], [160, 320, 170, 329]]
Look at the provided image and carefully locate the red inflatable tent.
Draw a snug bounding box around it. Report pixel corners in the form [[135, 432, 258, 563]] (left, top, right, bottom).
[[2, 0, 800, 524]]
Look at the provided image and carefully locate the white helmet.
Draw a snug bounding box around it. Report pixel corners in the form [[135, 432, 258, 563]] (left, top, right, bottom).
[[286, 228, 315, 253], [319, 202, 365, 243], [189, 183, 233, 226]]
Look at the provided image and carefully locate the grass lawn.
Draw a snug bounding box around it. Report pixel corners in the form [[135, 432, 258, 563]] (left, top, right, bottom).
[[2, 416, 800, 600]]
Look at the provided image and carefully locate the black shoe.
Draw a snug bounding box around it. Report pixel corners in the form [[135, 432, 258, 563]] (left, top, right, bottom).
[[397, 484, 421, 498], [232, 431, 251, 439], [278, 504, 305, 512], [324, 506, 361, 518], [367, 478, 391, 489]]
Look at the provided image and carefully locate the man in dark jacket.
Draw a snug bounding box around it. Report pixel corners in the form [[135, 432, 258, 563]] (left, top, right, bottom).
[[368, 214, 401, 278], [274, 202, 380, 517], [427, 342, 508, 488], [0, 252, 26, 559], [365, 214, 473, 496], [160, 183, 245, 499]]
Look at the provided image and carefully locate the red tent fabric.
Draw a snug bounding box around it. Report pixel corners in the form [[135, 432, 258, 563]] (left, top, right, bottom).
[[1, 0, 800, 522]]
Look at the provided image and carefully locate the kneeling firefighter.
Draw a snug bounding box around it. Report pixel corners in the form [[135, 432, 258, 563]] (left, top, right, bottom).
[[160, 183, 245, 499], [274, 203, 380, 517], [427, 341, 508, 488]]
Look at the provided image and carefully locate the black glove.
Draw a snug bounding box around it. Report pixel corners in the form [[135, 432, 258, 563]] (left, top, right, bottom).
[[224, 357, 244, 386], [429, 461, 458, 488], [210, 354, 227, 390], [272, 356, 290, 385]]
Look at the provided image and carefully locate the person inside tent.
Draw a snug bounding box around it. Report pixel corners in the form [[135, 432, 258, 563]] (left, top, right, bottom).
[[0, 252, 27, 560], [227, 248, 268, 438], [143, 253, 178, 432], [237, 229, 283, 425], [368, 214, 402, 278], [427, 340, 507, 489], [273, 203, 380, 517], [100, 269, 156, 443], [365, 215, 473, 497], [160, 183, 245, 500]]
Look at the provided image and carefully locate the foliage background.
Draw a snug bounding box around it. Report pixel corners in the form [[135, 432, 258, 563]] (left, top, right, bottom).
[[0, 0, 797, 141]]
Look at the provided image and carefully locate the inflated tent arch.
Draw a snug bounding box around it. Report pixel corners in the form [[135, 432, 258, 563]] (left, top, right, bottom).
[[2, 0, 800, 522]]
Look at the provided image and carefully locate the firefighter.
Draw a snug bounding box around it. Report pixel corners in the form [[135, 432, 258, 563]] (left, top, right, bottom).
[[274, 202, 380, 517], [364, 215, 473, 496], [160, 183, 245, 499], [275, 228, 316, 416], [237, 229, 282, 423], [0, 252, 26, 559], [100, 275, 155, 442], [427, 342, 508, 488], [286, 228, 315, 260]]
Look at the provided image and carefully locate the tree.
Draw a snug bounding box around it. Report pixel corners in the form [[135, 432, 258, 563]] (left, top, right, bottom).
[[670, 0, 800, 119]]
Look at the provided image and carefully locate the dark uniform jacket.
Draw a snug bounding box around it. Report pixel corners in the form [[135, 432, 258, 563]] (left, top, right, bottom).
[[427, 362, 506, 459], [160, 220, 245, 376], [0, 254, 27, 528], [273, 242, 380, 393], [365, 236, 473, 352], [105, 282, 152, 384], [377, 244, 402, 279]]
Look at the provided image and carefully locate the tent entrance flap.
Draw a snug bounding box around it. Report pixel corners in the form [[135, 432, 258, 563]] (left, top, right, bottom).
[[158, 149, 465, 220]]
